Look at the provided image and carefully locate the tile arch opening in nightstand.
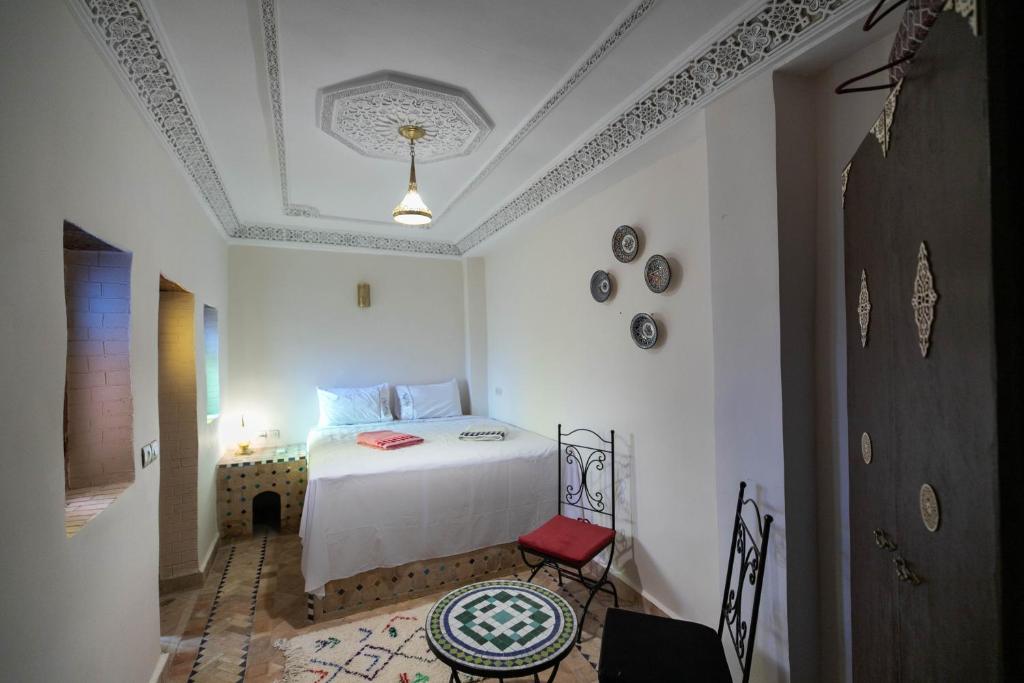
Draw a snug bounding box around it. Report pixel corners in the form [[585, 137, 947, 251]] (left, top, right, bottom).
[[217, 443, 307, 538]]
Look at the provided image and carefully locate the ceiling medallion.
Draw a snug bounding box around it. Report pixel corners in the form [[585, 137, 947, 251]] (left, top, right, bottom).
[[393, 125, 432, 227], [911, 242, 938, 358], [317, 72, 491, 163], [858, 269, 872, 348]]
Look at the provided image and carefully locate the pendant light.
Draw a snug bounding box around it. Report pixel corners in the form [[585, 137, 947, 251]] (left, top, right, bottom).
[[392, 125, 432, 226]]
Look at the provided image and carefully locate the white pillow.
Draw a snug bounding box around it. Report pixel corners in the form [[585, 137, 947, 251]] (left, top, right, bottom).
[[316, 384, 393, 427], [395, 379, 462, 420]]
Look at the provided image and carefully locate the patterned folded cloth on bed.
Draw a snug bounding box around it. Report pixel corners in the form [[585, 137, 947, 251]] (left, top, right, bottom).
[[458, 426, 507, 441], [356, 430, 424, 450]]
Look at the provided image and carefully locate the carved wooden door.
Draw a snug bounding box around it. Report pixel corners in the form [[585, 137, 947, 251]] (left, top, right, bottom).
[[843, 3, 1021, 681]]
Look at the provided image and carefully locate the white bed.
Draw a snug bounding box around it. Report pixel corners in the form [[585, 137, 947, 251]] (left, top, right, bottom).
[[300, 415, 558, 595]]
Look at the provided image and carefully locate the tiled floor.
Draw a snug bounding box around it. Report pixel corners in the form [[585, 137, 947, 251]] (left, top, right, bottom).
[[64, 481, 132, 537], [161, 529, 652, 682]]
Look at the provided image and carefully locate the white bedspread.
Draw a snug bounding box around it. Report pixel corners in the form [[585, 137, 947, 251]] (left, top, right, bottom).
[[300, 416, 557, 595]]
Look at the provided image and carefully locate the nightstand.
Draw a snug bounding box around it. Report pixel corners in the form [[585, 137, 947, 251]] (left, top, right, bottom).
[[216, 443, 307, 537]]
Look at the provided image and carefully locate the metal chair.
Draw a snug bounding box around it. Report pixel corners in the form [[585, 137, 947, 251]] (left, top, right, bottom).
[[517, 424, 618, 642], [597, 481, 773, 683]]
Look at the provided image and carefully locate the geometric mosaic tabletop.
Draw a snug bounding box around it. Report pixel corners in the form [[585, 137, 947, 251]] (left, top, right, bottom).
[[426, 579, 578, 677]]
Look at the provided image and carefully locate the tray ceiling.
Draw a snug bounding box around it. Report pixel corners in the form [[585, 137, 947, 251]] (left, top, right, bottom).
[[70, 0, 872, 256]]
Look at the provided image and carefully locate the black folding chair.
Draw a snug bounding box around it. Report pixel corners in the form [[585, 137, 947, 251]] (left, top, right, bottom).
[[518, 424, 618, 641], [598, 481, 773, 682]]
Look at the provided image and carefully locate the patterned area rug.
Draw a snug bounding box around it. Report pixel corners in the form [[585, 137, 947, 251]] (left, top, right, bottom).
[[277, 604, 467, 683]]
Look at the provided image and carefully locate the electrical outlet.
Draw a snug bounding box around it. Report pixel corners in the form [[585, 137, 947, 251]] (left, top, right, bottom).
[[140, 440, 159, 468]]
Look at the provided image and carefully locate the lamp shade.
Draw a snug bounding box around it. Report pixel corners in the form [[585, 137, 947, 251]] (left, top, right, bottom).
[[392, 184, 432, 226]]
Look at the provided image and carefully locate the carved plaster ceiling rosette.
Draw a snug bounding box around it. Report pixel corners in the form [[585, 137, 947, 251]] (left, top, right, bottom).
[[260, 0, 654, 225], [858, 269, 871, 348], [911, 242, 938, 358], [316, 73, 491, 163], [870, 79, 903, 158]]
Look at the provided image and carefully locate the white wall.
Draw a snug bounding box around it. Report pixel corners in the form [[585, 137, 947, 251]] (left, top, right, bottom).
[[227, 246, 468, 444], [705, 72, 792, 682], [462, 257, 489, 416], [480, 113, 722, 622], [0, 1, 229, 681]]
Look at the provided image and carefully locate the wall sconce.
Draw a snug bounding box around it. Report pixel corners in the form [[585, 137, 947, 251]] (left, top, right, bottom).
[[357, 282, 371, 308]]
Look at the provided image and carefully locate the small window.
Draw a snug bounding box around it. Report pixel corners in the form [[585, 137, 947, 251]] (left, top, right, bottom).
[[203, 305, 220, 422]]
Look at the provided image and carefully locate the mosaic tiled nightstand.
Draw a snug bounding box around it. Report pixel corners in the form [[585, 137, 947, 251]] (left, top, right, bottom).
[[216, 443, 307, 538], [426, 579, 578, 682]]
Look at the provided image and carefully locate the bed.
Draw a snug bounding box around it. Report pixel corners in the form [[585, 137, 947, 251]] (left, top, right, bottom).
[[300, 415, 558, 596]]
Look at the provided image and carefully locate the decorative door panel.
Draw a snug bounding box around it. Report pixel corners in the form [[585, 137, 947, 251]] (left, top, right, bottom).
[[844, 137, 901, 683], [844, 5, 1005, 681], [883, 14, 1000, 681]]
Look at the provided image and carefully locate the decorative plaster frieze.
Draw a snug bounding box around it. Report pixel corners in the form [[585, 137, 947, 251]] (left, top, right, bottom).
[[71, 0, 240, 236], [233, 224, 460, 257], [456, 0, 864, 253], [438, 0, 657, 218], [74, 0, 869, 256]]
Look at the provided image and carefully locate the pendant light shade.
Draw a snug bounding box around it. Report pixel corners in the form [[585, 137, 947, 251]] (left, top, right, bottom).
[[392, 125, 432, 226]]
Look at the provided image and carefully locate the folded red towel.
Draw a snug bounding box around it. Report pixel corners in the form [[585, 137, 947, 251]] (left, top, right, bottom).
[[356, 430, 424, 450]]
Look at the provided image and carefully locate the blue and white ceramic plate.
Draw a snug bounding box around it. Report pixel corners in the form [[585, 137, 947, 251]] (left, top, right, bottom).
[[644, 254, 671, 293], [630, 313, 659, 349], [590, 270, 613, 302], [612, 225, 639, 263]]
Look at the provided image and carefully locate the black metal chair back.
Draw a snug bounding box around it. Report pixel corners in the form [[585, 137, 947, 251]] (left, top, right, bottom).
[[557, 424, 615, 530], [717, 481, 774, 683]]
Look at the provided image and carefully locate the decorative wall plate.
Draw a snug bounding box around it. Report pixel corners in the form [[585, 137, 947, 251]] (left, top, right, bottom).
[[612, 225, 640, 263], [644, 255, 672, 293], [861, 432, 873, 464], [630, 313, 658, 349], [590, 270, 613, 302], [919, 483, 940, 532]]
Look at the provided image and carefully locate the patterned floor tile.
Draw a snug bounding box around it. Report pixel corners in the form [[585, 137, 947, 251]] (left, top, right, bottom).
[[161, 530, 655, 682]]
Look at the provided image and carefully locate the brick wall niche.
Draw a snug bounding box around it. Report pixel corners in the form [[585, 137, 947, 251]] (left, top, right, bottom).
[[63, 248, 134, 491], [62, 225, 135, 538]]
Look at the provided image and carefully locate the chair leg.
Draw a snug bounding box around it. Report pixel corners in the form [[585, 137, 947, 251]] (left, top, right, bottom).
[[521, 547, 544, 583], [577, 544, 617, 642], [579, 583, 600, 643], [605, 577, 619, 607]]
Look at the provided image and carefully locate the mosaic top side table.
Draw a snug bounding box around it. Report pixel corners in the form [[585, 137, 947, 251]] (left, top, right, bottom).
[[426, 579, 578, 682]]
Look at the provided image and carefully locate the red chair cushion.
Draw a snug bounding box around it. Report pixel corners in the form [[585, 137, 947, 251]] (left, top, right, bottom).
[[518, 515, 616, 567]]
